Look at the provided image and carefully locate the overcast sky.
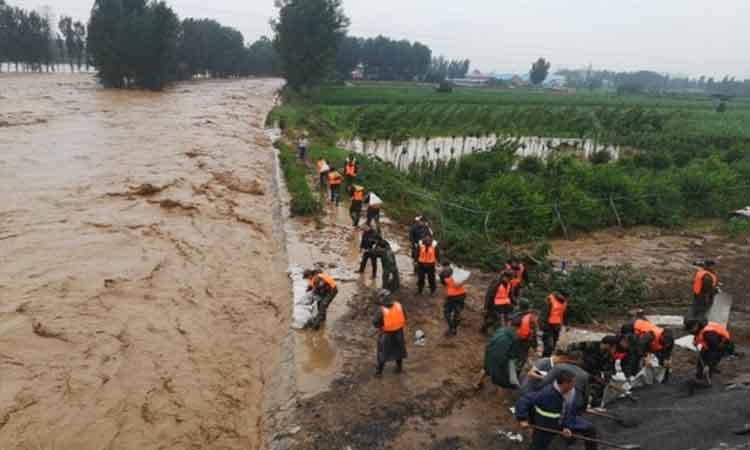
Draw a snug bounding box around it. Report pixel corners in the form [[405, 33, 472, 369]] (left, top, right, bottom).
[[13, 0, 750, 79]]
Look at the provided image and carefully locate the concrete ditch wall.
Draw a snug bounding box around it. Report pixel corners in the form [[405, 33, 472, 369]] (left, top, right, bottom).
[[337, 135, 623, 170]]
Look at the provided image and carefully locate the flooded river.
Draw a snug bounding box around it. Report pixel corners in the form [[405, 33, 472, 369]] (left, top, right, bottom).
[[0, 74, 288, 449]]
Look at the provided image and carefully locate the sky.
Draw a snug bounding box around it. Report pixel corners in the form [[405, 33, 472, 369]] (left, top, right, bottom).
[[13, 0, 750, 79]]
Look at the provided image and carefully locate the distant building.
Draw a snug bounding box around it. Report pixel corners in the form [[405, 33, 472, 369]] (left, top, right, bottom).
[[448, 69, 491, 87]]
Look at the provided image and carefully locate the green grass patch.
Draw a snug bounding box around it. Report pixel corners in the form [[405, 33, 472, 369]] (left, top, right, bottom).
[[276, 141, 320, 216]]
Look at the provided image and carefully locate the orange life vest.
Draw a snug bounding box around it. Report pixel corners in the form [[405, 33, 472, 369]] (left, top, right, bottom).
[[693, 269, 718, 295], [494, 282, 511, 306], [445, 277, 466, 297], [316, 273, 337, 290], [633, 319, 665, 352], [694, 322, 731, 348], [345, 161, 357, 177], [547, 294, 568, 325], [517, 313, 535, 340], [352, 189, 364, 201], [418, 243, 437, 264], [328, 171, 343, 186], [382, 302, 406, 332]]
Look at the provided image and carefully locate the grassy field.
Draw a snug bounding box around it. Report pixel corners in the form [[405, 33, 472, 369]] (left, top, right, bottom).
[[269, 85, 750, 154]]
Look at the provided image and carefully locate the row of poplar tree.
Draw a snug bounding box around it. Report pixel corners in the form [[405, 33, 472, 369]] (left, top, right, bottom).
[[0, 0, 281, 89], [0, 0, 87, 72]]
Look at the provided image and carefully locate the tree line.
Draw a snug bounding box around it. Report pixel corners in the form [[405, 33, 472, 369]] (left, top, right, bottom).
[[558, 68, 750, 97], [0, 0, 86, 72], [87, 0, 280, 90]]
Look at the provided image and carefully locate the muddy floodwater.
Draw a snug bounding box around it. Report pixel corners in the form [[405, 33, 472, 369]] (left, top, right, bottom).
[[0, 74, 288, 449]]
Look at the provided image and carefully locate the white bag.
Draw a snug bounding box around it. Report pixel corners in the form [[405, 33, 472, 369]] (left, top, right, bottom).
[[319, 162, 330, 173], [451, 265, 471, 285], [369, 192, 383, 206]]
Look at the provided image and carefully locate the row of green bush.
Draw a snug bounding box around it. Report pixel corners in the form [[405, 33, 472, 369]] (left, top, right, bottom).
[[275, 141, 320, 216]]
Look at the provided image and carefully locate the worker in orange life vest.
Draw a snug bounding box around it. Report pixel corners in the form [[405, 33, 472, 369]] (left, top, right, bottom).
[[373, 289, 407, 375], [349, 184, 365, 227], [344, 154, 358, 190], [303, 269, 338, 330], [511, 298, 539, 371], [621, 318, 675, 368], [327, 166, 344, 206], [691, 260, 719, 321], [687, 319, 734, 382], [439, 262, 466, 336], [316, 158, 330, 190], [541, 290, 570, 357], [481, 270, 515, 334], [505, 257, 528, 302], [416, 234, 440, 296]]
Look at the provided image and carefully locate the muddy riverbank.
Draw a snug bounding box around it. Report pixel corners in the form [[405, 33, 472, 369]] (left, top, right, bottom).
[[0, 74, 287, 449]]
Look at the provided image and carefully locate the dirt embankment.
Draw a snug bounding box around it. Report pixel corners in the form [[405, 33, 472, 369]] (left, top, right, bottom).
[[0, 74, 288, 449]]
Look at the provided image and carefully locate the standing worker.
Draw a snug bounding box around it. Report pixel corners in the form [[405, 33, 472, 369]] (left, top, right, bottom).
[[374, 238, 400, 293], [344, 154, 358, 190], [688, 319, 734, 383], [481, 271, 514, 334], [297, 133, 309, 160], [408, 216, 433, 273], [692, 260, 719, 321], [304, 269, 338, 330], [541, 290, 570, 357], [506, 257, 529, 301], [317, 157, 330, 190], [512, 298, 539, 370], [373, 289, 407, 375], [327, 165, 344, 206], [439, 262, 467, 336], [357, 224, 380, 279], [516, 370, 599, 450], [416, 234, 439, 296], [349, 184, 365, 227]]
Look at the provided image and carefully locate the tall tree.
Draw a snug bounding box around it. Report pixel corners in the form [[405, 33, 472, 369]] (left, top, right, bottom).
[[272, 0, 349, 90], [530, 57, 551, 85], [58, 16, 75, 70], [72, 21, 86, 71]]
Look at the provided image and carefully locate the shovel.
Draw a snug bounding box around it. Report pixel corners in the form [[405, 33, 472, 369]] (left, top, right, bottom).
[[585, 409, 641, 428], [529, 424, 641, 450]]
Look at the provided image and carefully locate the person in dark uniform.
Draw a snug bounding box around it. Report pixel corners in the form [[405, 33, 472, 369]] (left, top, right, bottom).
[[357, 224, 380, 279], [373, 289, 407, 375], [516, 369, 599, 450]]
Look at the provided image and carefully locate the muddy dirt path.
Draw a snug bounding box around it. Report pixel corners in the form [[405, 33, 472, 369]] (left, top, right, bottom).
[[0, 74, 287, 449]]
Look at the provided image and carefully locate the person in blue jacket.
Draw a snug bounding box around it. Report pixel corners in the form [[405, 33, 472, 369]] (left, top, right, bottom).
[[515, 369, 598, 450]]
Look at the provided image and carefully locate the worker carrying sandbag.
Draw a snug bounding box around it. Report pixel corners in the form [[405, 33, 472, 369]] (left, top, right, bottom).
[[316, 158, 330, 190], [344, 154, 358, 190], [373, 289, 407, 376], [364, 191, 382, 229], [349, 184, 365, 227], [327, 166, 344, 206], [691, 259, 719, 321], [303, 269, 338, 330], [439, 262, 467, 336]]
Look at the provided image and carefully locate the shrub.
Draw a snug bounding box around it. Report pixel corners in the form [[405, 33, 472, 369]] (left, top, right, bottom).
[[436, 81, 454, 93], [725, 218, 750, 239]]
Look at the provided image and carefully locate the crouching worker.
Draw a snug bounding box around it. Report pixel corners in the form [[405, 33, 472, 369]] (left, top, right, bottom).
[[304, 269, 338, 330], [475, 320, 522, 391], [516, 369, 599, 450], [373, 289, 407, 375], [688, 319, 734, 383]]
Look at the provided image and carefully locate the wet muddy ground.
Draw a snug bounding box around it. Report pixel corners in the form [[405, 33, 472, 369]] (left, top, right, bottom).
[[0, 74, 287, 449], [282, 200, 750, 449]]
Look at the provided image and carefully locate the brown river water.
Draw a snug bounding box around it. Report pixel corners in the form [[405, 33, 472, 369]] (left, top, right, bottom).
[[0, 74, 289, 449]]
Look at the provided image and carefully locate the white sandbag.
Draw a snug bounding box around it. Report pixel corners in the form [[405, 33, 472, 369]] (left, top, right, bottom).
[[369, 192, 383, 206], [289, 264, 317, 329], [319, 162, 330, 173], [451, 265, 471, 285]]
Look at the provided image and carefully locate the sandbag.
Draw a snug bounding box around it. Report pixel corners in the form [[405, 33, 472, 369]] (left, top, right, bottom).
[[451, 265, 471, 285], [369, 192, 383, 206]]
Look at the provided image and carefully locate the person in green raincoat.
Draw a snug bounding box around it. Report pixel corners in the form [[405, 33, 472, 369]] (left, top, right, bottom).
[[374, 237, 400, 293], [475, 322, 522, 390]]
